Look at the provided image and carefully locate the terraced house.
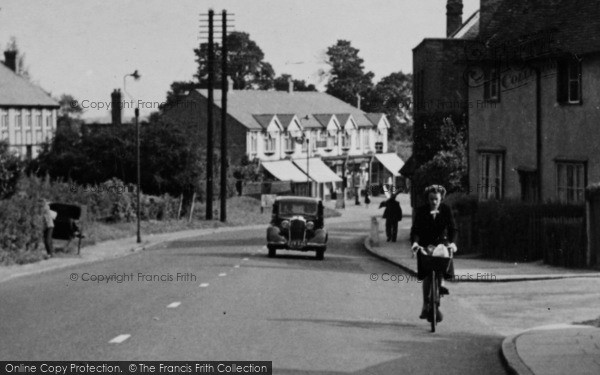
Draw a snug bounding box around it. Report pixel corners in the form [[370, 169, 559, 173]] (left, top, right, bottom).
[[0, 49, 59, 159], [163, 82, 404, 199]]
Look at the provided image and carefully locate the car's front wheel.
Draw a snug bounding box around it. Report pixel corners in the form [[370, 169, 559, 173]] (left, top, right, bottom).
[[316, 248, 325, 260], [268, 245, 276, 258]]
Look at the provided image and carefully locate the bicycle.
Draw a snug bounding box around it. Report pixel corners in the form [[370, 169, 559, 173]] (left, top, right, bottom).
[[413, 245, 454, 332]]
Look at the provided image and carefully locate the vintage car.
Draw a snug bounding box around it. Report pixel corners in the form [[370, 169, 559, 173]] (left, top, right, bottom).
[[266, 196, 328, 260]]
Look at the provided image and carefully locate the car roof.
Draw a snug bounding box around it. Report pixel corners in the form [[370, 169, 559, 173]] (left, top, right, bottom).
[[274, 196, 321, 203]]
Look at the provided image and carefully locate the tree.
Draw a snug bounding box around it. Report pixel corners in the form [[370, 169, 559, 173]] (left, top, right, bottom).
[[364, 71, 413, 141], [274, 74, 316, 92], [0, 141, 23, 199], [324, 40, 374, 106], [194, 31, 275, 90]]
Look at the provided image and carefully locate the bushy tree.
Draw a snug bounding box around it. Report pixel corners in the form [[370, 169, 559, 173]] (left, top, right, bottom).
[[0, 141, 23, 199], [324, 40, 374, 106], [274, 74, 316, 92]]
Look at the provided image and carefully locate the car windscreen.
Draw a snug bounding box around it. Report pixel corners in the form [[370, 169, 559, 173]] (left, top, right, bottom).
[[278, 201, 318, 216]]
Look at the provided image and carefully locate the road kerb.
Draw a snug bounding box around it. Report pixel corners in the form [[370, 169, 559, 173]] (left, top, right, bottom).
[[501, 332, 535, 375]]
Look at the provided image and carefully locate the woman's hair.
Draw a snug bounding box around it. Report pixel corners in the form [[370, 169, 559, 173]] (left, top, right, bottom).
[[424, 184, 446, 199]]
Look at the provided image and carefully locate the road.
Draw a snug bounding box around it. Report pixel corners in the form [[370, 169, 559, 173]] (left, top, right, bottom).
[[0, 220, 507, 374]]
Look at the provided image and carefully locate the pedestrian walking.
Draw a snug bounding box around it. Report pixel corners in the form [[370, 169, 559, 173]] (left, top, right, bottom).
[[40, 199, 57, 257], [380, 192, 402, 242]]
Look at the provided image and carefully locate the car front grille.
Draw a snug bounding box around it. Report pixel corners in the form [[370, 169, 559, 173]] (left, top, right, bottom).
[[289, 219, 306, 242]]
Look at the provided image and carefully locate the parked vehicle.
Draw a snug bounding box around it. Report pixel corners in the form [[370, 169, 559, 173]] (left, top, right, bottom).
[[266, 196, 328, 260]]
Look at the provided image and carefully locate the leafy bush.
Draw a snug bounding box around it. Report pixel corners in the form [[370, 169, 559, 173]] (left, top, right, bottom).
[[0, 141, 23, 199]]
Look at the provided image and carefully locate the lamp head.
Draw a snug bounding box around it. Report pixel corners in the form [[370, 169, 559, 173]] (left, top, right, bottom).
[[131, 70, 141, 80]]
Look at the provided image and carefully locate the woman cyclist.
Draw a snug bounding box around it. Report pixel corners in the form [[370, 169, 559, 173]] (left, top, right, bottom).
[[410, 184, 457, 322]]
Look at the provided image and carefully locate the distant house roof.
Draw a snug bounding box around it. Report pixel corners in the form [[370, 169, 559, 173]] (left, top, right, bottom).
[[0, 63, 59, 107], [252, 114, 276, 130], [480, 0, 600, 57], [195, 89, 376, 131]]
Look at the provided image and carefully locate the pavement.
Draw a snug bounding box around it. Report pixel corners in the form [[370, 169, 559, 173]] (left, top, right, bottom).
[[2, 194, 599, 374], [362, 194, 600, 375]]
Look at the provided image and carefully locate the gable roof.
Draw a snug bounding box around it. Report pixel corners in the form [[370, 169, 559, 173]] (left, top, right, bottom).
[[0, 63, 59, 107], [313, 114, 335, 127], [252, 114, 277, 130], [276, 114, 298, 130], [196, 89, 375, 131], [480, 0, 600, 57]]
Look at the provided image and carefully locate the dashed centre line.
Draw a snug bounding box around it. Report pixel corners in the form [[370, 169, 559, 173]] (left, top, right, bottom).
[[108, 334, 131, 344], [242, 258, 249, 261], [233, 265, 240, 268], [167, 302, 181, 308], [199, 283, 209, 287], [218, 273, 227, 277]]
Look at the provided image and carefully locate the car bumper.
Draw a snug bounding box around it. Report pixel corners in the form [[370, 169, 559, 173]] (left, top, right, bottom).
[[267, 227, 327, 251]]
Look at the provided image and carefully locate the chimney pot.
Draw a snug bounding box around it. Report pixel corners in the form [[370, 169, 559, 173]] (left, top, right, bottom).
[[288, 77, 294, 93], [3, 50, 17, 72], [356, 93, 361, 110]]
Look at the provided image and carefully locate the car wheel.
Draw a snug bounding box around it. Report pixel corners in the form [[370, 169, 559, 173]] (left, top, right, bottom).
[[316, 248, 325, 260], [268, 246, 276, 258]]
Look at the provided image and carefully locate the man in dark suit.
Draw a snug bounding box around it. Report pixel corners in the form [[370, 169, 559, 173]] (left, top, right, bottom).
[[410, 185, 457, 322], [381, 193, 403, 242]]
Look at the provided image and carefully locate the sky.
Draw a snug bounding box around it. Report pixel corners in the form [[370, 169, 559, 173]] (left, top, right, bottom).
[[0, 0, 479, 120]]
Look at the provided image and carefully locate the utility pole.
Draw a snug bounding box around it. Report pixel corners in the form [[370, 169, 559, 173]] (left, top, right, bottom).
[[220, 9, 228, 222], [206, 9, 214, 220]]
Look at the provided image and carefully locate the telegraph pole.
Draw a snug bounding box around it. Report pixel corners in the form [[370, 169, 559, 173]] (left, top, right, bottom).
[[220, 9, 228, 222], [206, 9, 214, 220]]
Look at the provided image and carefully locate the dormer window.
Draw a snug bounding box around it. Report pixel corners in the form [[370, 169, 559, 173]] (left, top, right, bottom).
[[284, 132, 295, 154], [264, 133, 276, 154]]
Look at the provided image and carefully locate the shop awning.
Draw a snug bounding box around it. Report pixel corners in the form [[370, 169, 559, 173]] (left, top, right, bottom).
[[292, 158, 342, 183], [375, 153, 405, 177], [261, 160, 311, 183]]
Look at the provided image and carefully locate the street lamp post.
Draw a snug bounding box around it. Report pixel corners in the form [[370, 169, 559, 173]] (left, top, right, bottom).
[[124, 70, 141, 244]]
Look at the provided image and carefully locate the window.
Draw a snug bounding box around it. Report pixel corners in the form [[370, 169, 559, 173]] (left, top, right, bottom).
[[341, 131, 351, 149], [556, 162, 585, 203], [284, 132, 294, 153], [483, 67, 500, 101], [316, 130, 327, 148], [326, 133, 336, 150], [249, 132, 258, 154], [25, 110, 32, 129], [557, 59, 582, 104], [14, 112, 22, 130], [264, 133, 276, 154], [46, 114, 53, 128], [0, 110, 8, 140], [478, 152, 504, 200], [36, 114, 42, 128], [311, 131, 317, 151]]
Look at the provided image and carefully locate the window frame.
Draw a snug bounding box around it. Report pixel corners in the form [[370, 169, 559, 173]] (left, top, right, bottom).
[[556, 161, 586, 203], [483, 66, 500, 102], [557, 58, 582, 105], [478, 151, 504, 200]]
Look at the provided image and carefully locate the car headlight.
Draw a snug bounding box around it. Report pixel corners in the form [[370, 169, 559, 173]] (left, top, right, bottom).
[[281, 220, 290, 229], [306, 221, 315, 230]]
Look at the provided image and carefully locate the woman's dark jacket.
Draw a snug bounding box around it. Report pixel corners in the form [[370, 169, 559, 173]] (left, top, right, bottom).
[[410, 203, 457, 280]]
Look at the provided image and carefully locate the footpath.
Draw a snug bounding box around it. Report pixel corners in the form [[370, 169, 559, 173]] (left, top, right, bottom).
[[363, 195, 600, 375]]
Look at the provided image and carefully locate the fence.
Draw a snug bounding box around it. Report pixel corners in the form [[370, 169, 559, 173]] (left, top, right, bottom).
[[451, 199, 589, 267]]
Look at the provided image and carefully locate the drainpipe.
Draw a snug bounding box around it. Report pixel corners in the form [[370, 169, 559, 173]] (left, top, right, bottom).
[[535, 66, 542, 202]]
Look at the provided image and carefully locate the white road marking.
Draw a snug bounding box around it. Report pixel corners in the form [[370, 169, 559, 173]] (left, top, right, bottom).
[[108, 334, 131, 344], [233, 265, 240, 268], [218, 273, 227, 277], [167, 302, 181, 308], [242, 258, 249, 261], [199, 283, 209, 287]]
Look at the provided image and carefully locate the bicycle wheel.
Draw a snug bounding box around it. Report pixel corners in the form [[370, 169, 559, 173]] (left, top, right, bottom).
[[430, 270, 437, 332]]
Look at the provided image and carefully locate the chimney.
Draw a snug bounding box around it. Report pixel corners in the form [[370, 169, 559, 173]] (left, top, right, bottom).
[[227, 76, 234, 91], [111, 89, 122, 126], [446, 0, 464, 37], [288, 77, 294, 93], [356, 93, 361, 110], [3, 50, 17, 72]]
